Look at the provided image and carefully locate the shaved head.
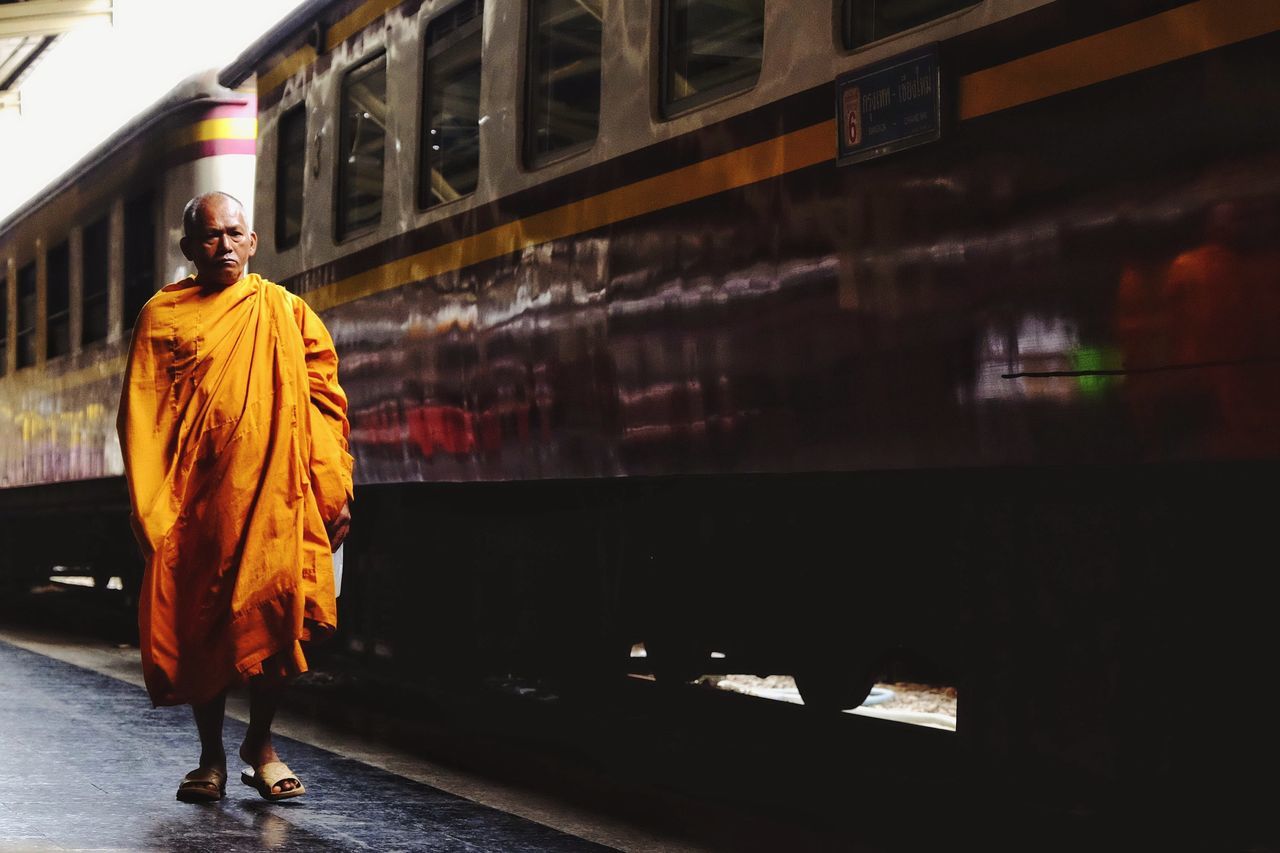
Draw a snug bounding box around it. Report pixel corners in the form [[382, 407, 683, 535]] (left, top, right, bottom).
[[183, 192, 247, 239], [179, 192, 257, 287]]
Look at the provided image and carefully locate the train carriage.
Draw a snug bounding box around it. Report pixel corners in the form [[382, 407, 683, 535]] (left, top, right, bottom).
[[4, 0, 1280, 822]]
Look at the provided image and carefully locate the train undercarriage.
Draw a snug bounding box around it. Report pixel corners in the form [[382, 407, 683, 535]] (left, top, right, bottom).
[[5, 460, 1273, 830]]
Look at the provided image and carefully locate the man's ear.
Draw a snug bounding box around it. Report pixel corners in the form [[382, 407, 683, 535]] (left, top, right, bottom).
[[247, 230, 258, 257], [179, 236, 194, 262]]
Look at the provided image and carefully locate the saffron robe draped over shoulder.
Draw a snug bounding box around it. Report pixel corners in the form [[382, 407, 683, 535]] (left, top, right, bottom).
[[117, 274, 353, 707]]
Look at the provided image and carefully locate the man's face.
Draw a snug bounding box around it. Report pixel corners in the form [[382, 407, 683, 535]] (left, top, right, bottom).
[[180, 196, 257, 287]]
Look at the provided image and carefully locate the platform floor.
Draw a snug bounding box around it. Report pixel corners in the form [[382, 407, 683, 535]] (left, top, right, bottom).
[[0, 639, 617, 852]]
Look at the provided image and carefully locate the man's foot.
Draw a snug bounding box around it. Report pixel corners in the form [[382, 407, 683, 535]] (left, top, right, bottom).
[[239, 740, 300, 797], [240, 760, 306, 802], [176, 766, 227, 803]]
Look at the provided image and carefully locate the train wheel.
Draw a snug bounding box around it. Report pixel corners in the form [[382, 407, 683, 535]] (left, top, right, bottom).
[[551, 638, 636, 700], [794, 664, 877, 713], [643, 636, 709, 685]]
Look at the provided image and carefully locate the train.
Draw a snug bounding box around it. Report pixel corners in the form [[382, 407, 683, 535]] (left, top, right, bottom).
[[3, 0, 1280, 822]]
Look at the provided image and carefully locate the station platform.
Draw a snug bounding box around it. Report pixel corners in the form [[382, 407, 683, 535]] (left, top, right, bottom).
[[0, 636, 641, 853]]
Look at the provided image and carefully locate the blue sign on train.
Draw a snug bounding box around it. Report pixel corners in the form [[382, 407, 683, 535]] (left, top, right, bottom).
[[836, 46, 941, 165]]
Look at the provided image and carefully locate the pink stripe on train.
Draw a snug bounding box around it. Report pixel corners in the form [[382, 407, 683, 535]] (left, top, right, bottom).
[[166, 138, 257, 168], [203, 99, 258, 121]]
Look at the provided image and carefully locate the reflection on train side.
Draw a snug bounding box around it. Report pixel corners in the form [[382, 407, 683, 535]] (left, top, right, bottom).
[[0, 398, 120, 487], [339, 152, 1280, 480], [974, 317, 1093, 404], [1117, 195, 1280, 459], [966, 163, 1280, 461], [342, 247, 802, 481]]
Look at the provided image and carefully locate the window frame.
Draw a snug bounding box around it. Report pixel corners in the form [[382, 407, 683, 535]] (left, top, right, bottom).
[[16, 260, 36, 369], [523, 0, 603, 169], [0, 271, 7, 377], [417, 0, 485, 210], [45, 240, 71, 361], [659, 0, 766, 119], [334, 50, 389, 244], [81, 214, 110, 347], [122, 189, 157, 331], [839, 0, 980, 51], [276, 101, 308, 252]]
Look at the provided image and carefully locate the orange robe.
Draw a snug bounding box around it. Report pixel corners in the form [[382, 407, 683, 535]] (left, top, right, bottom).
[[117, 273, 353, 707]]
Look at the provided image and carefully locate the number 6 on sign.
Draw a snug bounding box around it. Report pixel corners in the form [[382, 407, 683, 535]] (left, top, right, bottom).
[[843, 86, 861, 147]]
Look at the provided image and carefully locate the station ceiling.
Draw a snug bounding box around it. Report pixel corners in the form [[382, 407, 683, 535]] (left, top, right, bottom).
[[0, 0, 113, 111]]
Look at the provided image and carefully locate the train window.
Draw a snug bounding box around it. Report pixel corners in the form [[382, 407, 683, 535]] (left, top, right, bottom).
[[123, 190, 156, 328], [17, 261, 35, 368], [525, 0, 602, 166], [661, 0, 764, 116], [337, 52, 388, 240], [46, 240, 70, 359], [418, 0, 483, 209], [842, 0, 976, 48], [0, 272, 6, 376], [276, 104, 307, 251], [82, 216, 110, 346]]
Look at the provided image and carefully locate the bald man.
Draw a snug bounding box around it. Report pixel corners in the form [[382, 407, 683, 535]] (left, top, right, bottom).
[[118, 192, 353, 802]]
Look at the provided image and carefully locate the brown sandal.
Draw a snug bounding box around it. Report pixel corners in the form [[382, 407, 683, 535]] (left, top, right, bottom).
[[176, 767, 227, 803]]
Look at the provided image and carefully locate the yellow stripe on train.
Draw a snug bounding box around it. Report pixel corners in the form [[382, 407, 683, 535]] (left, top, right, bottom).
[[259, 44, 317, 94], [168, 117, 259, 150], [959, 0, 1280, 119], [325, 0, 400, 48], [304, 120, 835, 313], [259, 0, 399, 94]]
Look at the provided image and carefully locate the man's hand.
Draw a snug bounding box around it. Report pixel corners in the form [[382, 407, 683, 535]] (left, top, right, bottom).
[[327, 501, 351, 552]]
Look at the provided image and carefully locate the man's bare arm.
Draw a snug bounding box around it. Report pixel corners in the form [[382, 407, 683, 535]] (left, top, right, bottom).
[[327, 501, 351, 552]]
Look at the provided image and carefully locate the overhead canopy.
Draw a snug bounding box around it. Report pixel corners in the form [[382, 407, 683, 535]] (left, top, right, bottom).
[[0, 0, 113, 111]]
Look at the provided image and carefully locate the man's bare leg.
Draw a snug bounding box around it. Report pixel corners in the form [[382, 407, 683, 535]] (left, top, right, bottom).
[[192, 692, 228, 772], [238, 677, 299, 794], [177, 692, 228, 798]]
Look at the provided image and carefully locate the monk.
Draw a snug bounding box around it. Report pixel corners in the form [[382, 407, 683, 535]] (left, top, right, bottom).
[[117, 192, 353, 803]]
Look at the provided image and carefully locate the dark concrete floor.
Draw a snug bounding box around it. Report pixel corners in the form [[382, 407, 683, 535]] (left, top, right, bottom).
[[0, 639, 614, 853]]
